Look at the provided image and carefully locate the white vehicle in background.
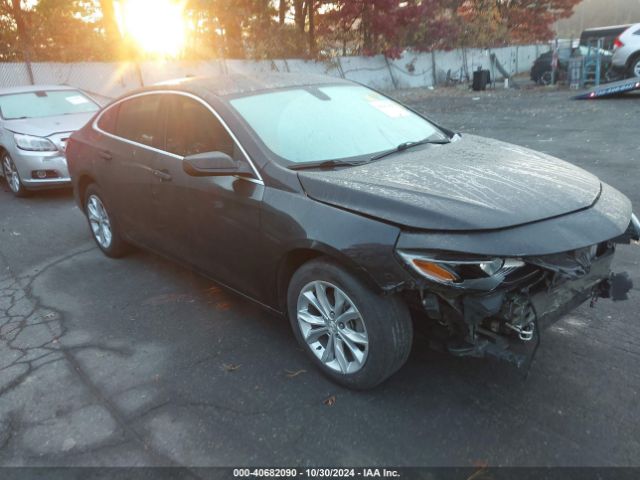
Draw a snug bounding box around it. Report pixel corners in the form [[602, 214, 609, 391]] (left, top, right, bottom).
[[0, 85, 99, 197], [612, 23, 640, 77]]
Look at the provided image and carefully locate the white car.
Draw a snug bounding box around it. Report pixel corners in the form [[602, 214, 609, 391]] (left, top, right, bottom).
[[612, 23, 640, 77], [0, 85, 100, 197]]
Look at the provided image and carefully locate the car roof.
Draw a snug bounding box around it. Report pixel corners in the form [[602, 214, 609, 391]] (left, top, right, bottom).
[[581, 24, 632, 33], [623, 23, 640, 33], [0, 84, 80, 95], [137, 73, 353, 99]]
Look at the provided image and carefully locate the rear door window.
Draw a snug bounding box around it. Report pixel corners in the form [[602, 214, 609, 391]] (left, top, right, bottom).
[[115, 95, 162, 147]]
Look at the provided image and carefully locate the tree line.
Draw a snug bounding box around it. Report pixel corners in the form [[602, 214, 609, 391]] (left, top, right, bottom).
[[0, 0, 580, 62]]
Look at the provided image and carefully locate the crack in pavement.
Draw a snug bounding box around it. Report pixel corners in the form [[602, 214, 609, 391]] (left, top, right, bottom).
[[0, 245, 202, 475]]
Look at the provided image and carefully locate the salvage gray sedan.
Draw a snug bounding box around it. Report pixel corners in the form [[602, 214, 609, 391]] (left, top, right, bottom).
[[67, 74, 640, 388], [0, 85, 99, 196]]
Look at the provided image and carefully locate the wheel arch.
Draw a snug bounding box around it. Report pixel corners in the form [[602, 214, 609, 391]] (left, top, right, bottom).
[[627, 50, 640, 70], [76, 173, 97, 209], [0, 145, 6, 177], [275, 243, 384, 314]]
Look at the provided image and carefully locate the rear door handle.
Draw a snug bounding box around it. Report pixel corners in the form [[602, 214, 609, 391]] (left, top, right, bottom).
[[153, 169, 172, 182], [98, 150, 112, 161]]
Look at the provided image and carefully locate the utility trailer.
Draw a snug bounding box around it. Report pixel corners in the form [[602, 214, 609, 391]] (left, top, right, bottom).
[[574, 77, 640, 99]]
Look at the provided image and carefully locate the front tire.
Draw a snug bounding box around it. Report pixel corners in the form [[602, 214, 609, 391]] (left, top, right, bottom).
[[84, 184, 129, 258], [2, 153, 29, 197], [287, 258, 413, 389]]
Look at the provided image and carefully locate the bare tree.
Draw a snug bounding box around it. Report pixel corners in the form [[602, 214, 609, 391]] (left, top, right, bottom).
[[98, 0, 125, 58], [98, 0, 119, 41], [308, 0, 316, 55], [9, 0, 34, 83], [279, 0, 288, 25]]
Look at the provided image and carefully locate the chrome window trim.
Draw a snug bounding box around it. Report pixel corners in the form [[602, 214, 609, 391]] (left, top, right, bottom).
[[92, 90, 264, 184]]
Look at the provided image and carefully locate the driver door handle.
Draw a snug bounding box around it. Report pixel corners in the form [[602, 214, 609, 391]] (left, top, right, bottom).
[[98, 150, 112, 161], [153, 169, 172, 182]]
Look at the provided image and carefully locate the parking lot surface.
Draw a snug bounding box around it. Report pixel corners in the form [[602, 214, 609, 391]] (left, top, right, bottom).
[[1, 88, 639, 467]]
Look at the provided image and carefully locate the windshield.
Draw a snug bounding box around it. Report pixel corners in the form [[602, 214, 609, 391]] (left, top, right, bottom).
[[230, 85, 445, 164], [0, 90, 99, 120]]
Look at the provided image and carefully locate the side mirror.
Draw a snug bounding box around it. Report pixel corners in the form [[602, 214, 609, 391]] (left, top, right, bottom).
[[183, 151, 252, 177]]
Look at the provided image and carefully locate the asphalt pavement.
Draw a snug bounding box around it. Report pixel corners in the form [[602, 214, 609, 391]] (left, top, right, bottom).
[[1, 87, 639, 467]]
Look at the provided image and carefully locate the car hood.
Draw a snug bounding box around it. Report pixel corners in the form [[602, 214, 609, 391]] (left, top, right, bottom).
[[297, 135, 602, 231], [4, 112, 96, 137]]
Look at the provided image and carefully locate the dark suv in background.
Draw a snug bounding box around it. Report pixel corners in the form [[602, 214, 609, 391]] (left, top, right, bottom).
[[530, 46, 613, 85], [530, 25, 628, 85]]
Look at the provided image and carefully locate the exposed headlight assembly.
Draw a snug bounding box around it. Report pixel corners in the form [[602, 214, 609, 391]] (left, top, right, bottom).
[[397, 250, 524, 288], [14, 133, 57, 152]]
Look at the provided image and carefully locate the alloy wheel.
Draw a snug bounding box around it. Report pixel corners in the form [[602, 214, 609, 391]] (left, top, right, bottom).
[[2, 155, 21, 193], [296, 280, 369, 374], [87, 194, 113, 249], [633, 59, 640, 78]]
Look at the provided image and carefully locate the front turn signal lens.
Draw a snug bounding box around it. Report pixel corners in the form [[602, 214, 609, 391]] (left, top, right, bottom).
[[411, 259, 459, 283]]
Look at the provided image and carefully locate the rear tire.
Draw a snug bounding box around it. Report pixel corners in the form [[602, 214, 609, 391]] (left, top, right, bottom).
[[287, 257, 413, 390], [84, 184, 129, 258], [539, 71, 553, 85]]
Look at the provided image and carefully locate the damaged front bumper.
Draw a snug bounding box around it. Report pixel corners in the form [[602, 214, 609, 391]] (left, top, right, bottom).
[[396, 212, 639, 368], [456, 250, 629, 367]]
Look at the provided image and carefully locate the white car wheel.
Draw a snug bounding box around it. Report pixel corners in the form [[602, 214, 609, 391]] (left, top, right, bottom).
[[84, 184, 130, 257], [2, 153, 28, 197], [632, 57, 640, 78]]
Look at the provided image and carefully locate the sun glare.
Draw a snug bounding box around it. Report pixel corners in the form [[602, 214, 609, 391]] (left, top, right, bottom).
[[114, 0, 187, 57]]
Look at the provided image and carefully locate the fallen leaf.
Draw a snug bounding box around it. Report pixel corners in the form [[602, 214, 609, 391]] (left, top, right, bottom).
[[216, 301, 232, 311], [143, 293, 194, 306], [285, 369, 306, 378], [223, 363, 241, 372], [467, 466, 490, 480], [323, 395, 336, 406]]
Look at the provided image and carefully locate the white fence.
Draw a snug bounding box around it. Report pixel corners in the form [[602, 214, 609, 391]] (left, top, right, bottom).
[[0, 44, 550, 100]]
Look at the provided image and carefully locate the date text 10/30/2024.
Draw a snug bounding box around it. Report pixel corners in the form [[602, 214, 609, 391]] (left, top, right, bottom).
[[233, 468, 401, 478]]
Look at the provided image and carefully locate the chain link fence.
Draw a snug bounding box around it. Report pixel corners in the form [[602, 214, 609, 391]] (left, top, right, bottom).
[[1, 44, 549, 100]]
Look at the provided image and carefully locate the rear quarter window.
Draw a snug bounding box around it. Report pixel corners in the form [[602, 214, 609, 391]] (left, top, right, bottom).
[[97, 104, 119, 134]]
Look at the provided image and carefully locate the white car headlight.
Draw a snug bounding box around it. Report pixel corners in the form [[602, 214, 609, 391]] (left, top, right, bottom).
[[14, 133, 58, 152]]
